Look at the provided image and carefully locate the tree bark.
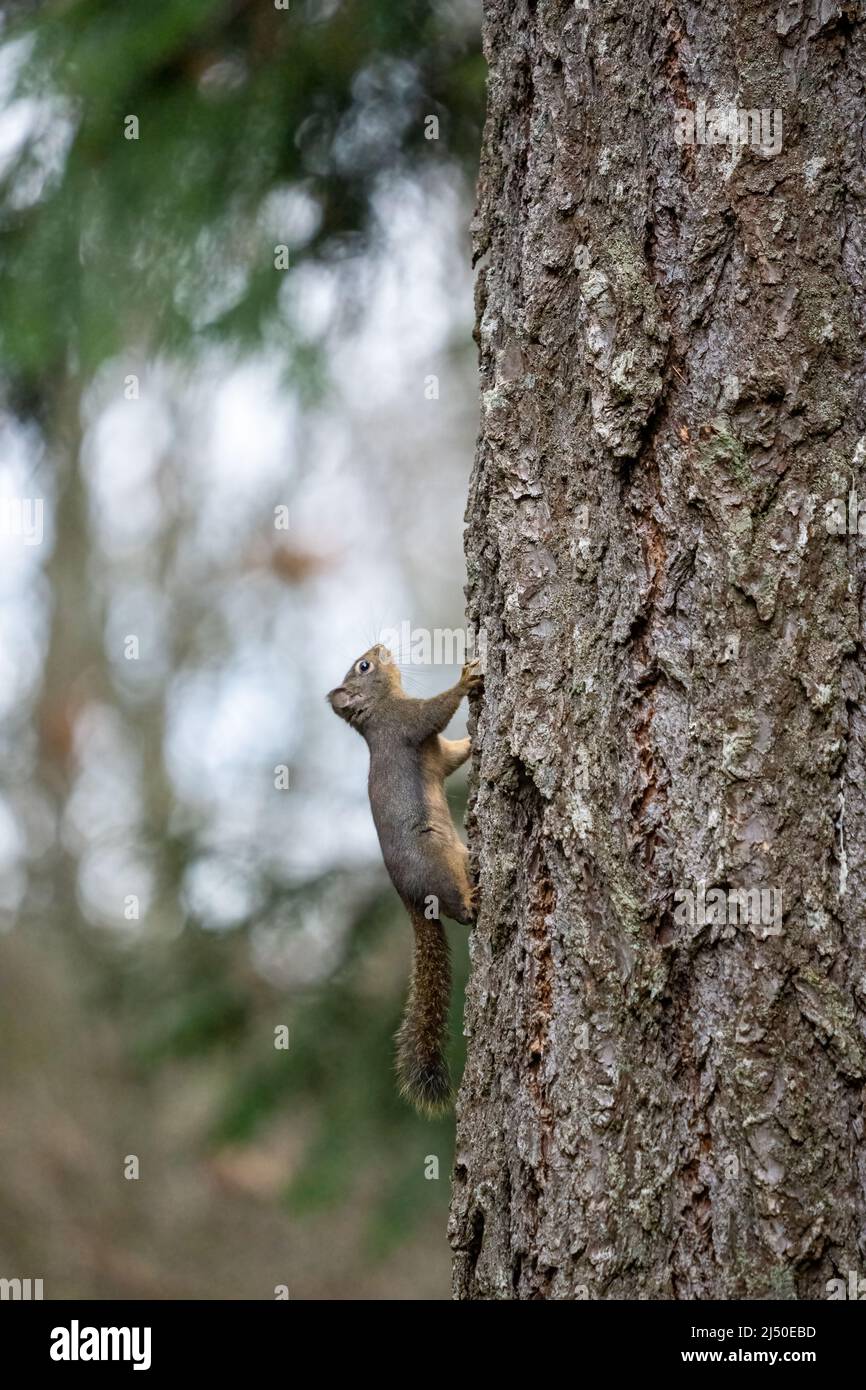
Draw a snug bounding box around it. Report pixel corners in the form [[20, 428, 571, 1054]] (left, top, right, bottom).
[[451, 0, 866, 1300]]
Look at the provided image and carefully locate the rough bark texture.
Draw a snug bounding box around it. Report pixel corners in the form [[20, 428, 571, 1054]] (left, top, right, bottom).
[[451, 0, 866, 1299]]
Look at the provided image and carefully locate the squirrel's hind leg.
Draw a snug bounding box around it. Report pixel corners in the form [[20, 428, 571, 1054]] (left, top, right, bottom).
[[439, 735, 471, 776]]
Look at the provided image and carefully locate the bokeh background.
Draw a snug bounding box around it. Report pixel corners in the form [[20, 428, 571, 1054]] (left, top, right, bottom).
[[0, 0, 484, 1299]]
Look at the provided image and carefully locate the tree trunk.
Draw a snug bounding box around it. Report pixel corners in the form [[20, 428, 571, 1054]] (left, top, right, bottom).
[[451, 0, 866, 1300]]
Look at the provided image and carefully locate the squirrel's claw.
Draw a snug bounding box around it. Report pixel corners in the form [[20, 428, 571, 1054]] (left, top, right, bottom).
[[460, 658, 484, 693]]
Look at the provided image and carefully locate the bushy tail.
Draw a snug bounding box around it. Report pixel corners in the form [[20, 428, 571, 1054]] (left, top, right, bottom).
[[395, 912, 452, 1116]]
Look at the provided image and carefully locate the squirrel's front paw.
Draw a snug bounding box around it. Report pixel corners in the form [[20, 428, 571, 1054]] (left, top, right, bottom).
[[460, 658, 484, 694]]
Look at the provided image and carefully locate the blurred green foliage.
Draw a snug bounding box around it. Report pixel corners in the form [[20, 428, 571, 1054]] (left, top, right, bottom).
[[0, 0, 484, 381], [99, 879, 470, 1252]]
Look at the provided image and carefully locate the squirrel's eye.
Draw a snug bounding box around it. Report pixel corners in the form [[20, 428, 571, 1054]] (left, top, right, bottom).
[[357, 659, 371, 674]]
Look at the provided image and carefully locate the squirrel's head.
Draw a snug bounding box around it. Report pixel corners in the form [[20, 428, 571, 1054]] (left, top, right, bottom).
[[327, 644, 403, 731]]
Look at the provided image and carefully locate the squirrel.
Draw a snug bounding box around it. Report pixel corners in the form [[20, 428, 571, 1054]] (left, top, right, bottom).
[[327, 645, 483, 1115]]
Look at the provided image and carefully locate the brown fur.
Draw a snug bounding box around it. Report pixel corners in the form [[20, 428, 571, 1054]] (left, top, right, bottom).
[[327, 645, 482, 1113]]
